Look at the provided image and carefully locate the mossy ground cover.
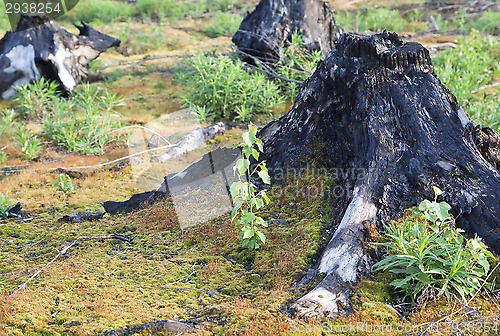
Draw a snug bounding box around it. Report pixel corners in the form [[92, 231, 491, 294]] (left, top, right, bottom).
[[0, 0, 499, 335], [0, 174, 334, 335]]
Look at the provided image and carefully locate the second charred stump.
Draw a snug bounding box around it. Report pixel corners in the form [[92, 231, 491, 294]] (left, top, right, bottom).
[[232, 0, 342, 63]]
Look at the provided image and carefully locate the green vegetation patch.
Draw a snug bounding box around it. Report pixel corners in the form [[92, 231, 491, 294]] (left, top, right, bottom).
[[433, 31, 500, 131]]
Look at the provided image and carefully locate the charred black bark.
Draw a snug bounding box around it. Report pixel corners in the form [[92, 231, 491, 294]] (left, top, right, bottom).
[[257, 31, 500, 317], [233, 0, 342, 63], [0, 15, 120, 99]]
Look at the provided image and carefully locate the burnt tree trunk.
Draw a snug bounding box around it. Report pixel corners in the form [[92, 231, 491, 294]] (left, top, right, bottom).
[[233, 0, 342, 63], [0, 15, 120, 99], [257, 31, 500, 318], [100, 30, 500, 319]]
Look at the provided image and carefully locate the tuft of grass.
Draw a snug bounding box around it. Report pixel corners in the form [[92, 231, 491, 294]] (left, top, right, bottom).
[[39, 84, 127, 154], [15, 77, 60, 118], [205, 12, 242, 38], [0, 193, 13, 219], [177, 53, 284, 121], [133, 0, 240, 22], [275, 31, 323, 99], [13, 124, 42, 161], [65, 0, 134, 25], [433, 31, 500, 131], [0, 109, 16, 139], [335, 6, 423, 33]]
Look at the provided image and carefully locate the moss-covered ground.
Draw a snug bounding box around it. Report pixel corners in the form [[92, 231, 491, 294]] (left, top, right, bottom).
[[0, 0, 499, 335]]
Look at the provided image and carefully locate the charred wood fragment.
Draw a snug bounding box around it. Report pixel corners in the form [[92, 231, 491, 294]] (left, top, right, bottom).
[[0, 15, 120, 99]]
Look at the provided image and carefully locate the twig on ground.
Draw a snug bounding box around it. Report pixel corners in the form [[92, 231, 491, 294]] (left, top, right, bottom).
[[0, 125, 178, 174], [9, 233, 131, 297], [122, 94, 167, 102], [159, 283, 225, 297]]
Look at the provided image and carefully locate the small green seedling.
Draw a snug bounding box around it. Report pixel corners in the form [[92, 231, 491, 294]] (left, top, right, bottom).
[[0, 193, 14, 219], [54, 173, 76, 196], [230, 123, 271, 250]]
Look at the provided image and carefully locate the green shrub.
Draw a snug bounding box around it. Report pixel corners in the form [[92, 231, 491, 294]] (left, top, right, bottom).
[[275, 31, 323, 98], [134, 0, 185, 21], [13, 124, 42, 161], [15, 77, 60, 118], [178, 54, 283, 121], [133, 0, 238, 21], [373, 187, 493, 301], [54, 173, 76, 196], [335, 7, 417, 33], [42, 84, 127, 154], [230, 123, 271, 250], [69, 0, 134, 25], [0, 109, 16, 139]]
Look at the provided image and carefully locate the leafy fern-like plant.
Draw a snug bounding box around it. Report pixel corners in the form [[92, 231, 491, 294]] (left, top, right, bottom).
[[373, 187, 493, 301], [230, 123, 271, 250]]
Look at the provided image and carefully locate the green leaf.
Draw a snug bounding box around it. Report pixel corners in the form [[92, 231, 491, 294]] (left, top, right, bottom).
[[261, 190, 270, 204], [433, 186, 444, 198], [231, 202, 242, 220], [249, 123, 258, 135], [242, 131, 256, 147], [436, 202, 451, 221], [229, 182, 240, 197], [252, 198, 264, 209], [254, 216, 268, 227], [419, 200, 431, 212], [252, 148, 259, 161], [258, 170, 270, 184], [256, 231, 266, 244], [255, 138, 263, 152], [242, 146, 253, 159], [236, 158, 250, 175], [240, 211, 256, 224], [242, 228, 255, 239]]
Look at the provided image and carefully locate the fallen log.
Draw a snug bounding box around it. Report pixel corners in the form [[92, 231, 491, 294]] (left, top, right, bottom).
[[232, 0, 342, 63], [0, 15, 120, 99]]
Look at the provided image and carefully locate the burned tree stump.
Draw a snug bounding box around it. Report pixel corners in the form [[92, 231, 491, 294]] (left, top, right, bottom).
[[99, 30, 499, 319], [0, 15, 120, 99], [256, 31, 500, 317], [232, 0, 342, 63]]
